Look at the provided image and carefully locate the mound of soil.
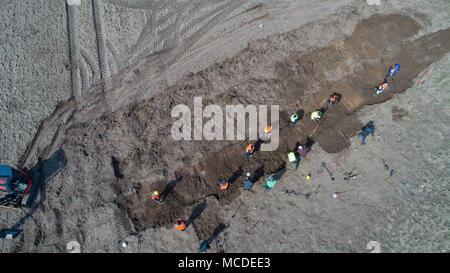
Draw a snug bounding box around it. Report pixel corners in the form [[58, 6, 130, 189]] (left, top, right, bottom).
[[61, 14, 449, 241]]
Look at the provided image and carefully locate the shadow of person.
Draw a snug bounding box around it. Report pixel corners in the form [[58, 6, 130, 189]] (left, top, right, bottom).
[[186, 200, 207, 228], [305, 137, 315, 149], [272, 165, 286, 181], [11, 149, 67, 231], [228, 166, 243, 185], [160, 176, 182, 202], [200, 222, 230, 252], [254, 139, 263, 152], [297, 109, 305, 120], [251, 164, 265, 183]]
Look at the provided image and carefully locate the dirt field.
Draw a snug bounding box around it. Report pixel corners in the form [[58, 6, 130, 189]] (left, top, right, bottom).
[[0, 0, 449, 253]]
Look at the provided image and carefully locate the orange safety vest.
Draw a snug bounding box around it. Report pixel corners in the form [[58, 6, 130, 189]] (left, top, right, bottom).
[[264, 125, 272, 133], [246, 144, 255, 154], [150, 191, 160, 201], [175, 220, 186, 230], [220, 181, 229, 190]]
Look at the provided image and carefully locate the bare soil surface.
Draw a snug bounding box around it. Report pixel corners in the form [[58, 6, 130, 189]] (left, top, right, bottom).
[[1, 0, 449, 253], [55, 14, 450, 242]]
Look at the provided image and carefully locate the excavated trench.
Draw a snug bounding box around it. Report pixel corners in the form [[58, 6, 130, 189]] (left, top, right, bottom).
[[61, 14, 449, 241]]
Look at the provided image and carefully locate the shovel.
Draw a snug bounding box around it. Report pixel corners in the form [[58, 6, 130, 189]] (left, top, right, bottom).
[[321, 162, 335, 181]]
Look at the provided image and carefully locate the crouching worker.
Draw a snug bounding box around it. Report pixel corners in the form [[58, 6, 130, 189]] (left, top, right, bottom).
[[297, 145, 311, 160], [287, 151, 299, 171], [243, 172, 254, 191], [216, 178, 229, 190], [150, 190, 163, 205], [264, 175, 277, 191], [175, 220, 186, 231], [246, 143, 255, 160]]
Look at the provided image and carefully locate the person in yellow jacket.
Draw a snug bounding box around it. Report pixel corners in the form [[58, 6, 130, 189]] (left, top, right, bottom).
[[287, 151, 299, 171], [310, 110, 323, 122]]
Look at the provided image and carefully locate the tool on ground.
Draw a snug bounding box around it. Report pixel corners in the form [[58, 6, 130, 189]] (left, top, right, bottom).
[[231, 202, 243, 219], [321, 162, 335, 181], [387, 169, 395, 182], [136, 233, 143, 253], [382, 159, 390, 171], [216, 239, 225, 253], [344, 172, 361, 180], [309, 124, 320, 137], [0, 165, 35, 209], [332, 188, 355, 198], [418, 67, 433, 85], [346, 167, 357, 176]]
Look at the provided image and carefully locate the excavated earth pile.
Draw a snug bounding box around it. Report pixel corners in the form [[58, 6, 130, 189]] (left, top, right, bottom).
[[21, 13, 448, 245]]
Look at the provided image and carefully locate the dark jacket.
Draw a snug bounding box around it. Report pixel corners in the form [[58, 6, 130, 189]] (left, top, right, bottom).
[[360, 121, 375, 137]]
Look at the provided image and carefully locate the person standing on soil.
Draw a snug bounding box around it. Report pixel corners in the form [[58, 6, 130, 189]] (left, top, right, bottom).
[[264, 175, 277, 190], [150, 191, 163, 205], [175, 220, 186, 231], [374, 78, 389, 96], [287, 151, 299, 171], [217, 178, 229, 190], [297, 145, 311, 160], [310, 110, 323, 123], [243, 172, 254, 191], [246, 143, 255, 160], [289, 113, 299, 126], [358, 121, 375, 144]]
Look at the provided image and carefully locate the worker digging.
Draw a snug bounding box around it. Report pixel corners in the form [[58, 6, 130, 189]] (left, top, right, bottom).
[[245, 143, 255, 160], [175, 220, 187, 231], [150, 190, 163, 205]]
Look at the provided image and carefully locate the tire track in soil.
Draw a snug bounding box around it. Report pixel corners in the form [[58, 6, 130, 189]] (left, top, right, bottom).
[[66, 1, 81, 99], [79, 44, 100, 83], [92, 0, 109, 91]]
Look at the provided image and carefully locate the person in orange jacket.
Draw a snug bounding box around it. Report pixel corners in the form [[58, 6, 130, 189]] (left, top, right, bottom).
[[246, 143, 255, 160], [175, 219, 186, 231], [150, 190, 163, 205], [216, 178, 229, 190]]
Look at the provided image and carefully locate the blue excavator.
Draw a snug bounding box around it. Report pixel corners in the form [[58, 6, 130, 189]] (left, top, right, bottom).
[[0, 165, 34, 209]]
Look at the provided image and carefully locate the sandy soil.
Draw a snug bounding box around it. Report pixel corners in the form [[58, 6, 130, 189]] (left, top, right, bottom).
[[0, 0, 449, 253]]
